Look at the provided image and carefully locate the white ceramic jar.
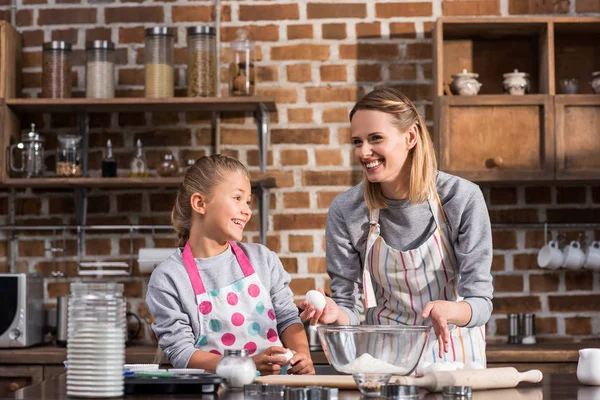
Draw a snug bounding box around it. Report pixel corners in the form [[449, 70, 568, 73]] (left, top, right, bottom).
[[449, 69, 482, 96], [215, 349, 257, 389], [591, 71, 600, 94], [503, 69, 530, 95], [577, 348, 600, 385]]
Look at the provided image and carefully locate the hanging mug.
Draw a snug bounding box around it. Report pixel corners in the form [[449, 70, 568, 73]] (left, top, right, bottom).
[[537, 240, 563, 269], [584, 241, 600, 270], [562, 241, 585, 270]]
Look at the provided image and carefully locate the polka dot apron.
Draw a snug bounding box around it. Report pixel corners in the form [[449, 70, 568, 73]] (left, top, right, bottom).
[[182, 241, 283, 357], [362, 189, 487, 369]]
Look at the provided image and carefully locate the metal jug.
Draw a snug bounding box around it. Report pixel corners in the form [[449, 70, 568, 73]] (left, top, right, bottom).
[[9, 123, 45, 178]]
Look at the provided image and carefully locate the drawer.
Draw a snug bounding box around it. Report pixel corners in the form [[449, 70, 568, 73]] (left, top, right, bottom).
[[0, 365, 43, 396]]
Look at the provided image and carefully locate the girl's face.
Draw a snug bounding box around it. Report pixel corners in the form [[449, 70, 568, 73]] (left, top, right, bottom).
[[351, 109, 416, 186], [202, 171, 252, 242]]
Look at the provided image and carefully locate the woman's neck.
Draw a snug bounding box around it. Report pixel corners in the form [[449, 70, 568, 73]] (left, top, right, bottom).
[[380, 168, 411, 200], [186, 225, 229, 258]]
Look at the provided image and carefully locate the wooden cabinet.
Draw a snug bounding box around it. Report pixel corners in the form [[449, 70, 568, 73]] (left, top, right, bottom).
[[0, 365, 43, 397], [433, 17, 600, 183]]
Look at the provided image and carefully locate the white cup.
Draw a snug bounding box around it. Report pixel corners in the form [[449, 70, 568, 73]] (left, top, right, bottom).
[[537, 240, 563, 269], [584, 241, 600, 270], [562, 240, 586, 270]]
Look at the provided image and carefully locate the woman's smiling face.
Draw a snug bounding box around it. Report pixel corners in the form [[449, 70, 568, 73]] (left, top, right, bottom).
[[351, 109, 415, 186]]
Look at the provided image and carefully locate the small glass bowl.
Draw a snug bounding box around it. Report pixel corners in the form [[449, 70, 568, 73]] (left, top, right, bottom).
[[352, 373, 392, 397]]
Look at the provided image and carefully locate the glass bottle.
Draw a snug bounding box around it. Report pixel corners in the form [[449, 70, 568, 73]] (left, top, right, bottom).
[[129, 139, 148, 178], [144, 27, 174, 98], [42, 41, 72, 98], [56, 135, 82, 177], [86, 40, 115, 99], [102, 139, 117, 178], [229, 29, 255, 97], [187, 26, 216, 97], [156, 153, 179, 177], [67, 282, 126, 398], [215, 349, 257, 389]]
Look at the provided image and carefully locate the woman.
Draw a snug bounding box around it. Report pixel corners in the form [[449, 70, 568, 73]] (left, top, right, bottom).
[[300, 87, 493, 367]]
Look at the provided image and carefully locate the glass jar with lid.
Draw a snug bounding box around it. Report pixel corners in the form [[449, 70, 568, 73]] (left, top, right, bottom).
[[42, 41, 72, 98], [187, 26, 216, 97], [56, 135, 82, 177], [156, 153, 179, 177], [229, 29, 255, 97], [86, 40, 115, 99], [145, 27, 174, 98], [215, 349, 257, 389]]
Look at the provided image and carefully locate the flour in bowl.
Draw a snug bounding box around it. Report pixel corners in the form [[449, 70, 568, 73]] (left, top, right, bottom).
[[336, 353, 409, 375]]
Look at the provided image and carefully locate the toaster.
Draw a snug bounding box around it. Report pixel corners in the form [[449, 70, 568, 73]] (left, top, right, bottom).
[[0, 273, 44, 347]]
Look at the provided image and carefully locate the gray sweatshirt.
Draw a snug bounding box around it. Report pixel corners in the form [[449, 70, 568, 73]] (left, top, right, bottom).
[[146, 242, 302, 368], [326, 171, 493, 328]]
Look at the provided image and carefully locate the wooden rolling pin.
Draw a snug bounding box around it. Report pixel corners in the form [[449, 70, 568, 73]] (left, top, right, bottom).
[[392, 367, 543, 392]]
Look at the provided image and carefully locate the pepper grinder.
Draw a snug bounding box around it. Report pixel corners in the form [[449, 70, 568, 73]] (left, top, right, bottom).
[[101, 139, 117, 178]]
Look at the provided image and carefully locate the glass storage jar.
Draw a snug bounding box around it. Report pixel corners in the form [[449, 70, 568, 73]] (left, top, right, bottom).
[[86, 40, 115, 99], [42, 41, 72, 98], [215, 349, 256, 389], [229, 29, 255, 96], [56, 135, 82, 177], [156, 153, 179, 177], [187, 26, 216, 97], [145, 27, 174, 98]]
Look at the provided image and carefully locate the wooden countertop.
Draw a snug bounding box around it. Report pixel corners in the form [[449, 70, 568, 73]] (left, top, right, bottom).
[[5, 373, 593, 400], [1, 341, 598, 365]]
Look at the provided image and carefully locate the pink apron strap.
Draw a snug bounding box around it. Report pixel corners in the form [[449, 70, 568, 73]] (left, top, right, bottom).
[[182, 242, 206, 295], [228, 241, 256, 276]]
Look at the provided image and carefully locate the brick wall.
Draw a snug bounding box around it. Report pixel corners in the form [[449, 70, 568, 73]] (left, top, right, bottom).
[[1, 0, 599, 342]]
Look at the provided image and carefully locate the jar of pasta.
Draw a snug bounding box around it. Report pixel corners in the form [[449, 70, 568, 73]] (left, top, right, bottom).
[[86, 40, 115, 99], [42, 41, 72, 98], [187, 26, 216, 97], [144, 27, 174, 98]]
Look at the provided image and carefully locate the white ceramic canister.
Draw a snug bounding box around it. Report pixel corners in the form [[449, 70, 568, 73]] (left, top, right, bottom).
[[449, 69, 482, 96], [577, 348, 600, 386], [503, 69, 530, 95]]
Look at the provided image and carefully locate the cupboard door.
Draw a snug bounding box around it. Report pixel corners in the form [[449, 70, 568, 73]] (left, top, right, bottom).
[[0, 366, 43, 396], [555, 96, 600, 179], [438, 95, 554, 182]]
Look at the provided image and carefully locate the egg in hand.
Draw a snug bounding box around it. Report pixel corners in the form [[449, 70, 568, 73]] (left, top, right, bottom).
[[305, 290, 326, 311]]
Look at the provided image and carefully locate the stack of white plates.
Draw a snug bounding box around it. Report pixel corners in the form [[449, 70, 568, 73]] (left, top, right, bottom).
[[67, 325, 125, 398]]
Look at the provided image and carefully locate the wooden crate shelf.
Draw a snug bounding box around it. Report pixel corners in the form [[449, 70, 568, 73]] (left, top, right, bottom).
[[433, 17, 600, 183]]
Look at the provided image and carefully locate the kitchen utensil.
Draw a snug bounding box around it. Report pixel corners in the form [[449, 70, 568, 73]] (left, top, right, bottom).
[[508, 313, 520, 344], [255, 375, 357, 389], [9, 123, 45, 178], [577, 348, 600, 385], [392, 367, 543, 392], [317, 325, 430, 375], [353, 372, 391, 397], [519, 313, 536, 344], [385, 383, 419, 399], [56, 295, 68, 346]]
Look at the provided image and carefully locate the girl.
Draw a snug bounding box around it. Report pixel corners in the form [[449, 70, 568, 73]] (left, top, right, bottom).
[[147, 154, 314, 375], [301, 87, 493, 368]]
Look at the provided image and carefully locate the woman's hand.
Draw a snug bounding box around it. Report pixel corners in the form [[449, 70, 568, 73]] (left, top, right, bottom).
[[287, 351, 315, 375], [252, 346, 288, 376], [298, 289, 341, 325], [421, 300, 453, 358]]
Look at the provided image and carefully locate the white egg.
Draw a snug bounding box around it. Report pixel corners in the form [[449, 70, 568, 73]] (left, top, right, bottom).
[[281, 349, 294, 366], [305, 290, 326, 310]]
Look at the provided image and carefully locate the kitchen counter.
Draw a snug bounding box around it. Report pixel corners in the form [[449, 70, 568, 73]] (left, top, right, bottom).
[[3, 372, 593, 400], [1, 341, 598, 365]]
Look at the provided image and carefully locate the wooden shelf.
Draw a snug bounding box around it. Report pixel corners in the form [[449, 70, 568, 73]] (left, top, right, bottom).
[[443, 94, 549, 105], [4, 96, 277, 114], [1, 176, 276, 189]]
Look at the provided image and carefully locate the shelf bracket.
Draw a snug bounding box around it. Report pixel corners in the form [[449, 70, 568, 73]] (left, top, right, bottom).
[[74, 188, 87, 256], [257, 182, 270, 245], [8, 188, 16, 273], [77, 112, 89, 176], [255, 103, 270, 174], [212, 111, 221, 155]]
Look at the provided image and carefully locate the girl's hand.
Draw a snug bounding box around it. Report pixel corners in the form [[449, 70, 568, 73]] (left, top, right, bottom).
[[299, 289, 340, 325], [421, 300, 453, 358], [287, 351, 315, 375], [252, 346, 288, 376]]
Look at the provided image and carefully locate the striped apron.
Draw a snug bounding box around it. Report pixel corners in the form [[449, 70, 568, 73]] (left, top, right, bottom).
[[362, 190, 486, 368]]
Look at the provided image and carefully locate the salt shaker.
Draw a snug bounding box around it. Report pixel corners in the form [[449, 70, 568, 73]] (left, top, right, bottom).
[[520, 313, 536, 344], [215, 349, 257, 389]]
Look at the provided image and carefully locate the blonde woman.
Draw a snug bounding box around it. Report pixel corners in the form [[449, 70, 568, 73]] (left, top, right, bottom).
[[300, 87, 493, 369]]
